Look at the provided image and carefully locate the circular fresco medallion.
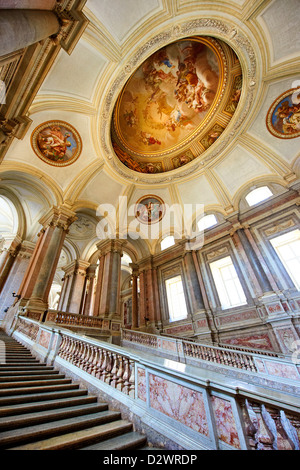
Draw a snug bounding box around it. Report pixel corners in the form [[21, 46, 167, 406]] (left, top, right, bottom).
[[266, 88, 300, 139], [135, 195, 165, 225], [31, 120, 82, 166]]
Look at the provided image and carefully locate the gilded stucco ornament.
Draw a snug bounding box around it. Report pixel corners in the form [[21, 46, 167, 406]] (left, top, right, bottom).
[[100, 17, 257, 184]]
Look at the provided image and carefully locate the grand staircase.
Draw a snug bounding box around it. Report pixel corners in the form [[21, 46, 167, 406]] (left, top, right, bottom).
[[0, 330, 150, 450]]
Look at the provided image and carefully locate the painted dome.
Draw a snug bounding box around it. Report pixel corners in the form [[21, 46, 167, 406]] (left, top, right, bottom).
[[111, 36, 242, 174]]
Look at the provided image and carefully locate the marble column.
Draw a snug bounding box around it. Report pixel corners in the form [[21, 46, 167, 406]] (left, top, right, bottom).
[[20, 205, 76, 319], [82, 264, 97, 316], [0, 235, 21, 293], [0, 9, 60, 56], [62, 260, 90, 314], [97, 239, 125, 319], [138, 270, 146, 328], [0, 241, 34, 321], [183, 250, 206, 313], [130, 263, 139, 329], [235, 227, 273, 295]]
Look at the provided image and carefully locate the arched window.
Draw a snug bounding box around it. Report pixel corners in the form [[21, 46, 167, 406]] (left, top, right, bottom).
[[161, 235, 175, 251], [165, 275, 188, 321], [245, 186, 273, 207], [0, 196, 17, 235], [197, 214, 218, 232]]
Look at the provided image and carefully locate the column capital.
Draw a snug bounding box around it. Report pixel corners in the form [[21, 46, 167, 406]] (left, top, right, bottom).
[[229, 222, 250, 237], [129, 263, 139, 276], [0, 234, 22, 254], [96, 238, 127, 256], [39, 205, 77, 232]]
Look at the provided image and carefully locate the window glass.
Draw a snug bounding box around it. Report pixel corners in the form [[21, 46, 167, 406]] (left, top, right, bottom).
[[210, 256, 247, 309], [165, 275, 188, 321], [270, 229, 300, 290], [161, 236, 175, 251], [245, 186, 273, 206], [197, 214, 218, 231]]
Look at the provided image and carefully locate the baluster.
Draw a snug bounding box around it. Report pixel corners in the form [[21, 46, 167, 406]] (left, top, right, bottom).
[[66, 338, 77, 362], [249, 402, 275, 450], [122, 358, 131, 395], [84, 345, 95, 373], [104, 351, 113, 384], [285, 412, 300, 449], [100, 350, 108, 381], [95, 349, 104, 379], [127, 359, 135, 397], [116, 355, 125, 391], [238, 398, 258, 450], [110, 353, 118, 387], [73, 341, 85, 367], [266, 407, 295, 450], [58, 335, 67, 358], [78, 343, 90, 370], [90, 347, 100, 377]]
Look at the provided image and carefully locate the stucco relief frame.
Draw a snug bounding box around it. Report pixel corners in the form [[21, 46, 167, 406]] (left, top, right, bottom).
[[99, 18, 257, 185]]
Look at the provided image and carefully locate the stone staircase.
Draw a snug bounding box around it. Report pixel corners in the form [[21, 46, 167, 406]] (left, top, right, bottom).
[[0, 330, 150, 450]]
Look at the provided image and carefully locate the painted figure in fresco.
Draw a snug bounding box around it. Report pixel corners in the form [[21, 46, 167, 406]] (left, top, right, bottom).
[[268, 88, 300, 137], [136, 198, 163, 224], [38, 125, 72, 161], [116, 38, 220, 153]]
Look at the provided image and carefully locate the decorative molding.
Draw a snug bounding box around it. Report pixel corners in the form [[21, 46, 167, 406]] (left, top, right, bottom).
[[100, 17, 257, 185]]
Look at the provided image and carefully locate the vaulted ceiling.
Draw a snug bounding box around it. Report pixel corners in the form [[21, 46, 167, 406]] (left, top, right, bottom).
[[1, 0, 300, 258]]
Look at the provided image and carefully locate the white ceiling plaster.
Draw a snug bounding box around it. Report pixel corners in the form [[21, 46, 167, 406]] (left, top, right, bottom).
[[177, 175, 220, 208], [39, 39, 107, 100], [85, 0, 161, 43], [213, 145, 272, 196], [260, 0, 300, 63]]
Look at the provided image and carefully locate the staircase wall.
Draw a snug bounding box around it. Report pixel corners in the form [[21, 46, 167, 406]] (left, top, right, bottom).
[[9, 315, 300, 451]]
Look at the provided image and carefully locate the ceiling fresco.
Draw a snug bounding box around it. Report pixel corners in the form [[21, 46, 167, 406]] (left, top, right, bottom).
[[111, 36, 242, 174]]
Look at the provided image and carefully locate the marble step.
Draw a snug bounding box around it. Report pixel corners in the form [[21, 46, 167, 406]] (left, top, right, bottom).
[[0, 382, 80, 397], [8, 419, 133, 450], [0, 378, 72, 389], [81, 431, 147, 450], [0, 394, 98, 418], [0, 368, 59, 375], [0, 410, 122, 449], [0, 387, 88, 406], [0, 402, 109, 431], [0, 373, 65, 382]]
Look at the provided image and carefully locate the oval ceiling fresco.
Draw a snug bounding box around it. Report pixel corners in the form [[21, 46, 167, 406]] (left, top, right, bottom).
[[111, 36, 242, 174]]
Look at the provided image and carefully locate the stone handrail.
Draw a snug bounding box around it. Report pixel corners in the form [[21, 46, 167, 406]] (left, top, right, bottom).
[[11, 315, 300, 450], [46, 310, 105, 329], [122, 328, 299, 383]]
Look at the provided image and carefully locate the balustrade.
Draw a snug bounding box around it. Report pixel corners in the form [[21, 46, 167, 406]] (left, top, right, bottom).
[[46, 311, 104, 329], [58, 334, 135, 396], [12, 316, 300, 451]]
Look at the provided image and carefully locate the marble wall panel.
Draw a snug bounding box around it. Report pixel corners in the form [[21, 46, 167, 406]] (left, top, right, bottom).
[[211, 396, 240, 449], [149, 373, 209, 437], [137, 367, 146, 402]]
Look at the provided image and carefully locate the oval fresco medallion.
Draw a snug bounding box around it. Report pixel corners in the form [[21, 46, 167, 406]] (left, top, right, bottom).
[[266, 88, 300, 139], [135, 195, 165, 225], [31, 120, 82, 166], [111, 35, 243, 173]]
